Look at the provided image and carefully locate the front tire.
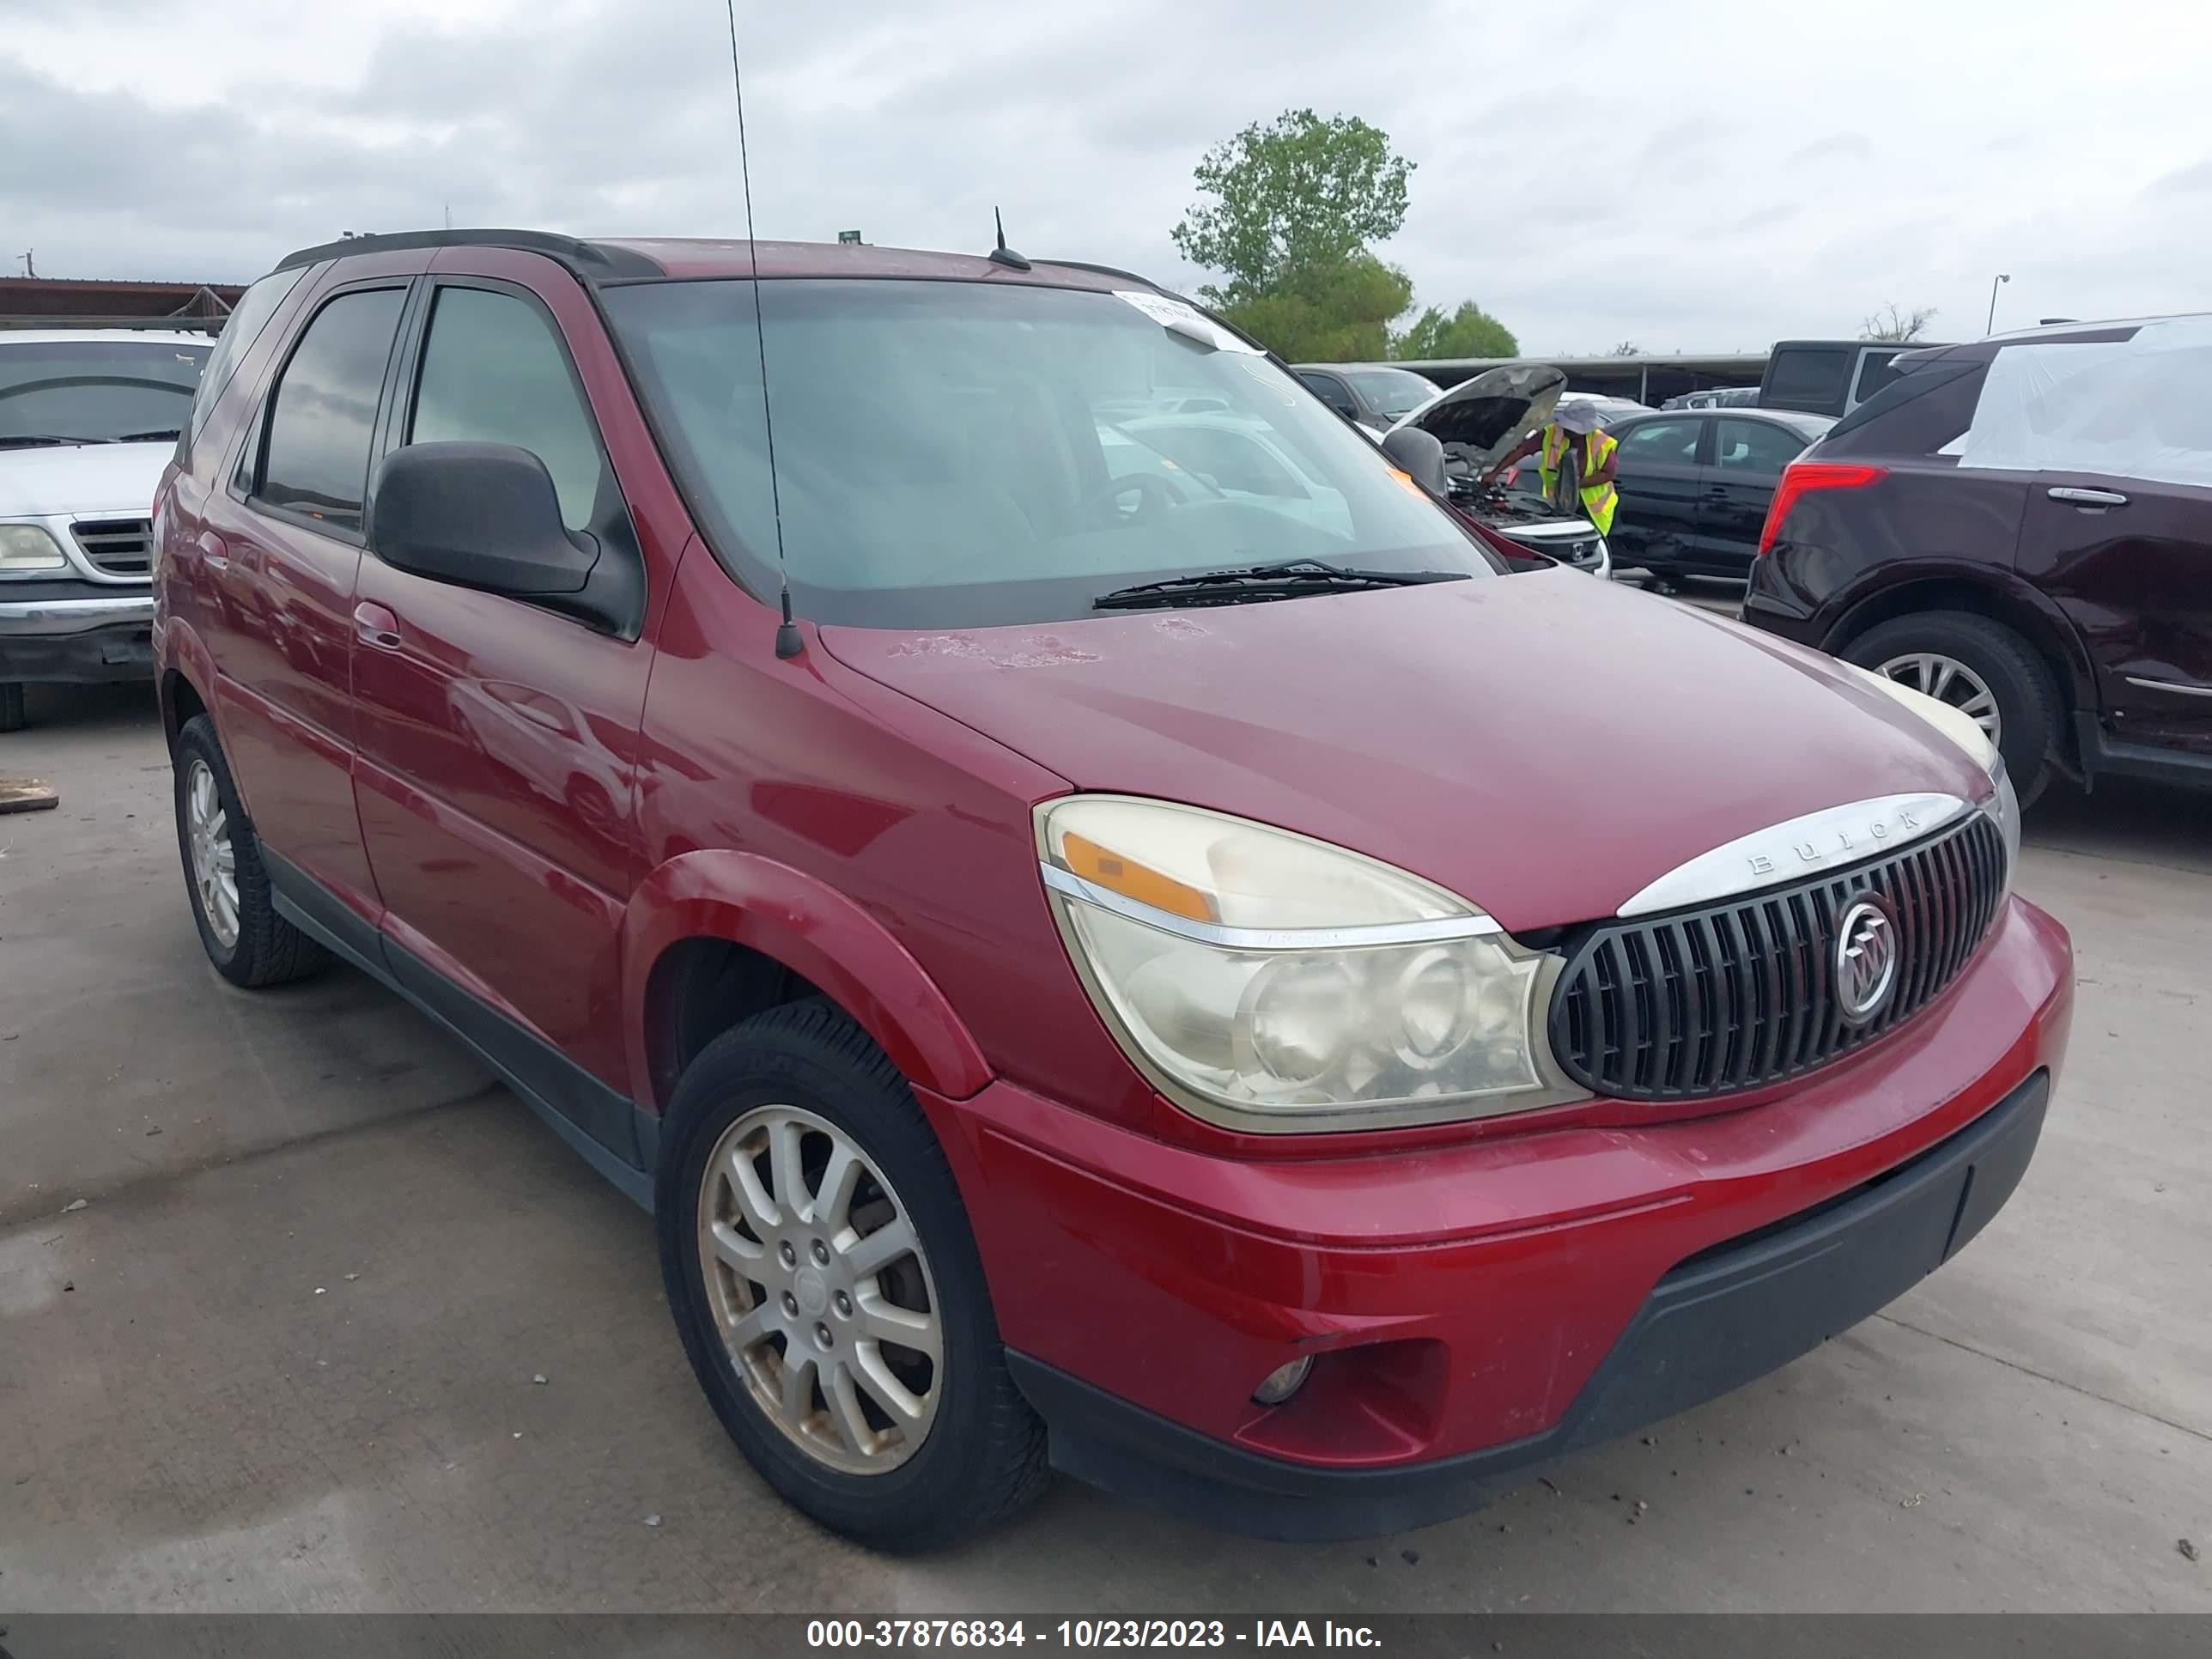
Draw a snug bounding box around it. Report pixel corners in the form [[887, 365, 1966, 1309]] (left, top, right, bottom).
[[658, 1000, 1047, 1551], [1844, 611, 2060, 806], [0, 681, 24, 733], [172, 715, 327, 987]]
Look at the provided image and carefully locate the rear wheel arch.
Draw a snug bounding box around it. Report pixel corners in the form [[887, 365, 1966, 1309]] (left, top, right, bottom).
[[1823, 574, 2094, 727], [161, 666, 210, 753], [622, 851, 994, 1118]]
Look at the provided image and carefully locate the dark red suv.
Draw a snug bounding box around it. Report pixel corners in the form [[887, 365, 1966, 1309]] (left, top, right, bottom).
[[154, 231, 2073, 1548], [1744, 314, 2212, 805]]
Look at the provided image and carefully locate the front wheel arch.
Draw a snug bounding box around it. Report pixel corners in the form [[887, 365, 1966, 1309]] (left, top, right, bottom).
[[621, 850, 994, 1115]]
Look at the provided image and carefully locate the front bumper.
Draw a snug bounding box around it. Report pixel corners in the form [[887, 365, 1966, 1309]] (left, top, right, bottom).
[[0, 593, 155, 684], [927, 895, 2073, 1540], [1010, 1069, 2045, 1539]]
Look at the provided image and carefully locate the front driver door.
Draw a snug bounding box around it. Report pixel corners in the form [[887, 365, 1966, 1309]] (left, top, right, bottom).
[[349, 258, 658, 1155]]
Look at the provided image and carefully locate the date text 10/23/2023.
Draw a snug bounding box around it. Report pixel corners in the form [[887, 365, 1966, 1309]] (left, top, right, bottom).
[[805, 1621, 1382, 1650]]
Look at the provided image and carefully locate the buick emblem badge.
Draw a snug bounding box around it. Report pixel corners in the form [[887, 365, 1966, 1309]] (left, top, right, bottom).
[[1833, 896, 1900, 1027]]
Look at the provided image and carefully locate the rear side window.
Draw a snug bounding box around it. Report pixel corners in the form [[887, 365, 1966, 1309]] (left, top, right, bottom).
[[256, 288, 407, 534], [1763, 346, 1851, 412], [407, 285, 614, 533], [1714, 418, 1808, 473], [1616, 418, 1702, 464], [186, 266, 306, 449], [1954, 322, 2212, 487]]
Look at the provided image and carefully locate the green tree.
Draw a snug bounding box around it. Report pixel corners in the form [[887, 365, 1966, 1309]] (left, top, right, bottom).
[[1172, 109, 1414, 307], [1219, 252, 1413, 362], [1391, 301, 1518, 362]]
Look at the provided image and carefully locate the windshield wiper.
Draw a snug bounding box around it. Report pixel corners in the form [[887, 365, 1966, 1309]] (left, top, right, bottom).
[[1092, 558, 1469, 611], [0, 433, 114, 448], [114, 428, 182, 443]]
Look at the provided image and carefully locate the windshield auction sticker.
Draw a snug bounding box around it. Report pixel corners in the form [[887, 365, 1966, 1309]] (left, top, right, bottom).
[[1113, 290, 1261, 353]]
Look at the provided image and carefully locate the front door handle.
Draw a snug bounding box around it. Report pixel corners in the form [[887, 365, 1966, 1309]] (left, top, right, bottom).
[[353, 601, 403, 650], [2048, 486, 2128, 507]]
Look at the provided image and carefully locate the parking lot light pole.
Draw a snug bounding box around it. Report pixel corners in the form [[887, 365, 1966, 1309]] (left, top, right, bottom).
[[1987, 272, 2011, 335]]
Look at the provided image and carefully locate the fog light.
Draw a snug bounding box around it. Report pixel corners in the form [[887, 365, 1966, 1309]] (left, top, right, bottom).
[[1251, 1356, 1314, 1407]]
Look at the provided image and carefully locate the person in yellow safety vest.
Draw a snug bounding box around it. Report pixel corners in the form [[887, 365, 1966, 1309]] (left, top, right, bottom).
[[1482, 398, 1620, 537]]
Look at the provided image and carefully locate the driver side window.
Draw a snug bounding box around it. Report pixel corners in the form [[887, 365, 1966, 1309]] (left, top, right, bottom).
[[408, 285, 617, 535]]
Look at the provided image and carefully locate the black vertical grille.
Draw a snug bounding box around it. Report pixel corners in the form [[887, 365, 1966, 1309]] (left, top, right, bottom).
[[70, 519, 154, 579], [1550, 813, 2008, 1101]]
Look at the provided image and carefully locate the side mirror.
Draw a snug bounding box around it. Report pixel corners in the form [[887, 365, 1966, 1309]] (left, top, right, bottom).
[[369, 442, 596, 599], [1381, 424, 1449, 495]]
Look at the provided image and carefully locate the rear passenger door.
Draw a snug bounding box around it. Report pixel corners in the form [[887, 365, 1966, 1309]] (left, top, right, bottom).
[[2018, 471, 2212, 757], [201, 276, 415, 926], [348, 258, 656, 1151], [1699, 417, 1815, 575], [1607, 416, 1708, 570]]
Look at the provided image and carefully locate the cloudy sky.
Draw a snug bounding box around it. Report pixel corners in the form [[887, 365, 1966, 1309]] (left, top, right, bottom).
[[5, 0, 2209, 353]]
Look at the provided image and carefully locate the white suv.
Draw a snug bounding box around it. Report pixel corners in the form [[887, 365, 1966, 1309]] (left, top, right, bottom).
[[1, 329, 214, 731]]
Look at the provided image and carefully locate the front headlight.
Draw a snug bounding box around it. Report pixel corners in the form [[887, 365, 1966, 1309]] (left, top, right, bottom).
[[1036, 797, 1582, 1133], [1845, 663, 2016, 891], [0, 524, 70, 574]]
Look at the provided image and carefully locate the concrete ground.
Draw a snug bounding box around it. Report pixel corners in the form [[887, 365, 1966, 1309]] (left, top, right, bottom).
[[2, 682, 2207, 1614]]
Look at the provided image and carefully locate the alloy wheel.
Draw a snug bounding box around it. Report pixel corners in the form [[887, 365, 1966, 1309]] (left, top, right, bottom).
[[1875, 652, 2002, 746], [696, 1103, 942, 1475], [185, 758, 240, 949]]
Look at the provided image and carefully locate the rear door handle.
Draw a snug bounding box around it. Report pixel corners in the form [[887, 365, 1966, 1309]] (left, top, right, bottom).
[[2048, 486, 2128, 507], [353, 601, 403, 651]]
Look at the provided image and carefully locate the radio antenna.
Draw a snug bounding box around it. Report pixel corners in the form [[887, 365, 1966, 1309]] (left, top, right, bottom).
[[724, 0, 802, 659]]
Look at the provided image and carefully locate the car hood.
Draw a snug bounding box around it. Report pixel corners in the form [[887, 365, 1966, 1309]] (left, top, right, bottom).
[[0, 440, 168, 518], [1389, 364, 1567, 471], [819, 572, 1992, 932]]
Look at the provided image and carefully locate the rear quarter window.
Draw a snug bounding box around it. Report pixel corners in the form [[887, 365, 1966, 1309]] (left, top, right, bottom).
[[185, 267, 307, 453]]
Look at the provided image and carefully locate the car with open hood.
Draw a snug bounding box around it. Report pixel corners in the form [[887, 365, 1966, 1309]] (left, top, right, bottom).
[[1, 329, 217, 731], [1388, 362, 1613, 577], [153, 230, 2072, 1548]]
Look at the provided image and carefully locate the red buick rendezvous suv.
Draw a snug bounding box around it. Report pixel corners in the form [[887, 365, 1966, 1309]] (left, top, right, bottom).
[[153, 230, 2073, 1548]]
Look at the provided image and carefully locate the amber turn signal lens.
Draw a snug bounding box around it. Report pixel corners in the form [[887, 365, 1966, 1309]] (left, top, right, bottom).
[[1059, 830, 1218, 923]]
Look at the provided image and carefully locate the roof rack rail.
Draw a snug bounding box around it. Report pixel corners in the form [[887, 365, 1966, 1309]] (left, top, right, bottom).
[[274, 229, 663, 281], [1036, 258, 1167, 290], [0, 314, 225, 334]]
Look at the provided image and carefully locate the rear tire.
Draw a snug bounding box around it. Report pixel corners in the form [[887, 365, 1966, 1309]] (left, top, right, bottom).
[[173, 715, 328, 987], [658, 999, 1048, 1551], [1843, 611, 2060, 806], [0, 682, 25, 733]]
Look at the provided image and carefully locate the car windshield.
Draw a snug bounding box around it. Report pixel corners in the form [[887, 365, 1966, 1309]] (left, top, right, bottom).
[[1343, 367, 1437, 420], [0, 338, 210, 444], [604, 279, 1493, 628]]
